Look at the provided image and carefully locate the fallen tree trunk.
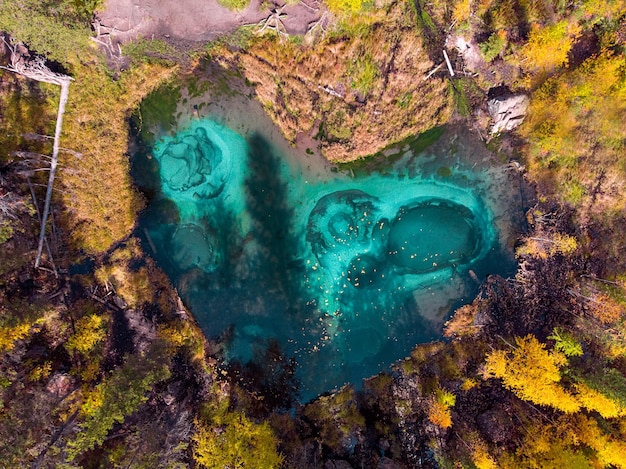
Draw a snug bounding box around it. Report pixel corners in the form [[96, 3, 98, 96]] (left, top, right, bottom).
[[35, 79, 70, 268]]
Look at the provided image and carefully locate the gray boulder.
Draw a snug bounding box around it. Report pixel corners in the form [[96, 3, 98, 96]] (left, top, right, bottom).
[[488, 94, 529, 134]]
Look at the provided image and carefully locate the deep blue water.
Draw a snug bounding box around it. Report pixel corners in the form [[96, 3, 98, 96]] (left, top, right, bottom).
[[134, 117, 518, 402]]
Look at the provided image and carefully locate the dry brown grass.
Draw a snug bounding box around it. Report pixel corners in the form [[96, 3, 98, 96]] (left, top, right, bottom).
[[236, 1, 451, 162], [59, 62, 176, 254]]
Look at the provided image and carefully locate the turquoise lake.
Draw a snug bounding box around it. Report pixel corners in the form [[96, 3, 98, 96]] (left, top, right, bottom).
[[133, 93, 523, 402]]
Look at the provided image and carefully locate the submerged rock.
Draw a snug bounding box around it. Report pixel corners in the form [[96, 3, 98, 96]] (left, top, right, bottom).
[[168, 223, 221, 273], [346, 254, 383, 288], [307, 190, 379, 260]]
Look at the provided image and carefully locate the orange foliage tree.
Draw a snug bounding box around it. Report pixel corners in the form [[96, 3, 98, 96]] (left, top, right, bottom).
[[427, 387, 456, 429]]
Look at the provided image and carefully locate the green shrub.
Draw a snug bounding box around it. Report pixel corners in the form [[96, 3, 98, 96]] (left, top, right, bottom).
[[0, 222, 13, 245], [479, 32, 507, 62], [397, 91, 413, 109], [449, 80, 470, 116], [563, 179, 586, 204], [217, 0, 250, 11], [123, 39, 182, 66], [348, 52, 378, 95], [0, 0, 91, 65], [548, 328, 584, 357], [326, 0, 366, 14]]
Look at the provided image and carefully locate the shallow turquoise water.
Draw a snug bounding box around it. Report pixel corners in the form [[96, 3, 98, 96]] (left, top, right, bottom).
[[135, 117, 516, 402]]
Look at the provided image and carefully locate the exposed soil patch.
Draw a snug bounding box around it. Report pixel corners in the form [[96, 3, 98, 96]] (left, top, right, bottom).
[[96, 0, 325, 47]]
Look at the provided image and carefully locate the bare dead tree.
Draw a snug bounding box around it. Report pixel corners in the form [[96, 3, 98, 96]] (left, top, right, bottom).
[[306, 10, 330, 40], [300, 0, 321, 12], [0, 36, 73, 270], [257, 6, 289, 42], [317, 84, 344, 99], [423, 62, 444, 80], [0, 192, 22, 220]]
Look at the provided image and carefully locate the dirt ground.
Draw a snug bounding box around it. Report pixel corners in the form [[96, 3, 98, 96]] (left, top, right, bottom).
[[96, 0, 324, 46]]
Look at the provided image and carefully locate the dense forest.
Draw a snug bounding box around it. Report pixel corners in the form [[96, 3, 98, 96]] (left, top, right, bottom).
[[1, 0, 626, 467]]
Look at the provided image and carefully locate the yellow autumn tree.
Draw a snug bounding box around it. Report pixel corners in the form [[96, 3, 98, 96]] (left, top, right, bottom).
[[471, 439, 498, 469], [575, 382, 626, 419], [0, 305, 47, 353], [444, 303, 481, 337], [587, 292, 624, 324], [94, 241, 154, 308], [582, 0, 626, 21], [517, 232, 578, 259], [501, 414, 594, 468], [452, 0, 471, 24], [498, 413, 626, 467], [192, 412, 283, 469], [522, 51, 626, 207], [428, 401, 452, 429], [483, 335, 580, 412], [0, 321, 32, 353], [573, 414, 626, 468], [66, 313, 106, 355], [522, 20, 581, 73]]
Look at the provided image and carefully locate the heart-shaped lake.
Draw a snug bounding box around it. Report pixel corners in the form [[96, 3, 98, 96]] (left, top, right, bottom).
[[134, 113, 521, 402]]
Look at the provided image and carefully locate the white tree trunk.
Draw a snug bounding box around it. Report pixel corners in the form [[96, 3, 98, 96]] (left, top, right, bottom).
[[35, 79, 70, 268]]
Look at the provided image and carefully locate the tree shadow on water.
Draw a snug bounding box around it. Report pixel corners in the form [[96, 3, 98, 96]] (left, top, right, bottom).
[[240, 134, 307, 409], [227, 339, 300, 415], [244, 133, 299, 299]]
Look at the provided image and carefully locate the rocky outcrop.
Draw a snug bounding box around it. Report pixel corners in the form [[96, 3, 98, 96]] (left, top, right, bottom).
[[476, 406, 514, 444], [377, 456, 407, 468], [488, 93, 529, 134], [325, 460, 354, 469]]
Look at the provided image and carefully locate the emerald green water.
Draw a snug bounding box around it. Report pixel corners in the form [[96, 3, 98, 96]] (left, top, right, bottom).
[[135, 115, 518, 402]]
